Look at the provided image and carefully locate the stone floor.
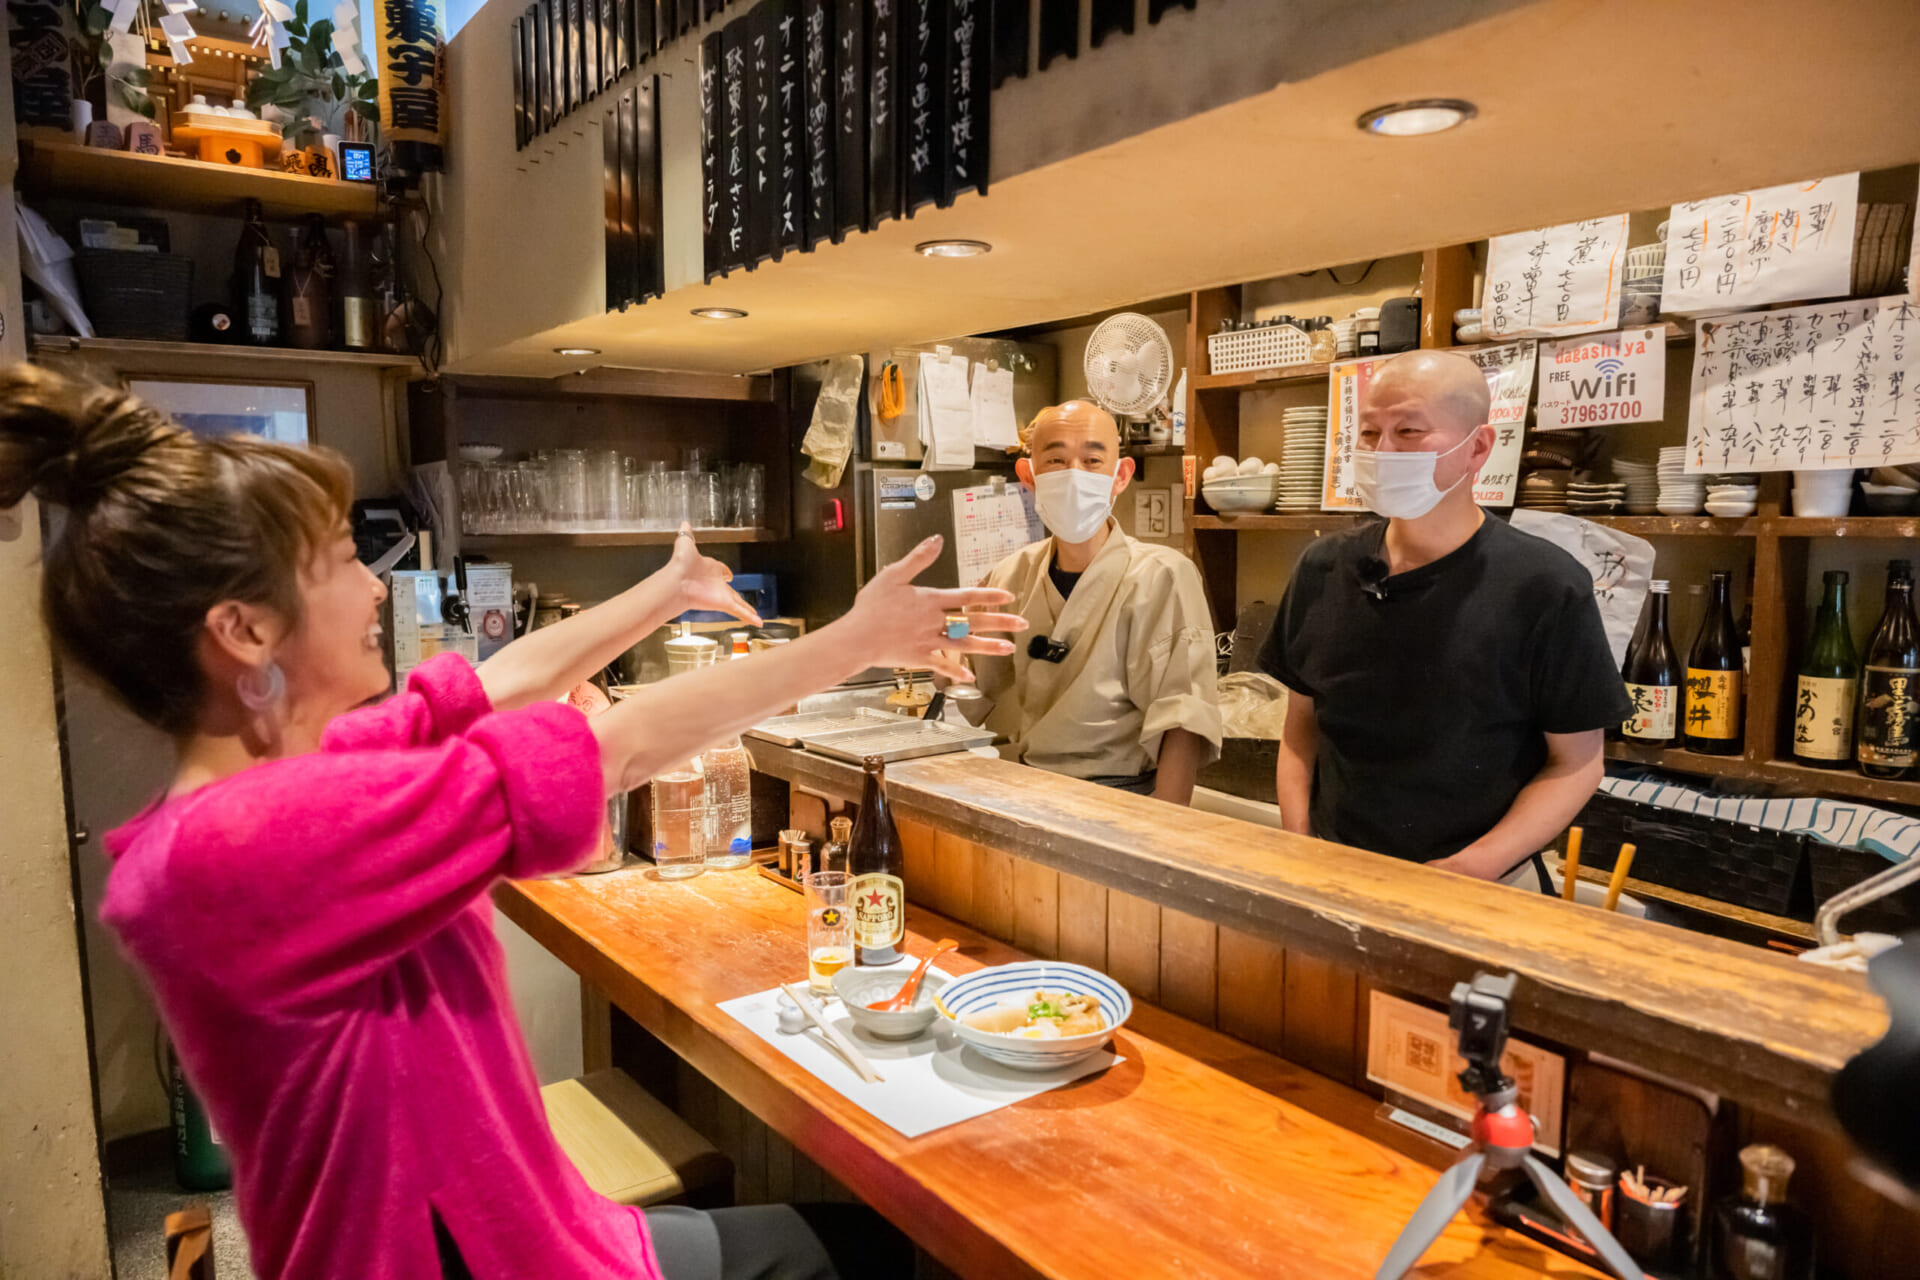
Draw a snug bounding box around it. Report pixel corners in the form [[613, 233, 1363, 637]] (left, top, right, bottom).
[[104, 1133, 254, 1280]]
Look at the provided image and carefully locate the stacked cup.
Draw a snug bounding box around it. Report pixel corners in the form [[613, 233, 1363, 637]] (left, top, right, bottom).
[[1613, 456, 1660, 514], [1793, 468, 1856, 517], [1657, 447, 1703, 515]]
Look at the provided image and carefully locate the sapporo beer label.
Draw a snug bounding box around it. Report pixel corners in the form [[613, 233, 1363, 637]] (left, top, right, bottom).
[[1684, 668, 1740, 740], [1622, 683, 1677, 740], [1860, 667, 1920, 768], [1793, 675, 1858, 761], [849, 873, 904, 949]]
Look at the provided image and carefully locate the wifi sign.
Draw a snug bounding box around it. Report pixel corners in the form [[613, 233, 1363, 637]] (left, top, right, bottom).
[[1541, 330, 1664, 428]]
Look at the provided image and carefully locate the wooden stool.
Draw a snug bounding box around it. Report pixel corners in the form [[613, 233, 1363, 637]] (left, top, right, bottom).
[[541, 1069, 733, 1208]]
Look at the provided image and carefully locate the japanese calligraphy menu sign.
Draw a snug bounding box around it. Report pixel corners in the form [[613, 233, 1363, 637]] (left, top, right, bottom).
[[1482, 215, 1629, 340], [1686, 296, 1920, 475], [1662, 174, 1859, 315], [1322, 358, 1376, 512], [1535, 327, 1667, 430], [378, 0, 446, 172]]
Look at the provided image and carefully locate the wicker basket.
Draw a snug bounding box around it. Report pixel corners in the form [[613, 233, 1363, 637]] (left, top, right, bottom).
[[76, 249, 194, 341], [1570, 790, 1812, 919], [1808, 842, 1919, 935], [1207, 324, 1313, 376]]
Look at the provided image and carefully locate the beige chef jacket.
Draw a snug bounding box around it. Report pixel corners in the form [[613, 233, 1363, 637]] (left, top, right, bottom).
[[970, 522, 1223, 781]]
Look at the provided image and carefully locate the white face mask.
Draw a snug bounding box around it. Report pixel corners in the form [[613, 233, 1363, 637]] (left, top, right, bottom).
[[1351, 433, 1478, 520], [1032, 468, 1118, 543]]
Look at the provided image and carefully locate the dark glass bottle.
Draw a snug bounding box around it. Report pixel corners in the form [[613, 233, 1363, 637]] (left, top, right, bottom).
[[1857, 559, 1920, 780], [233, 198, 281, 346], [1618, 579, 1680, 747], [373, 222, 407, 354], [1793, 570, 1858, 768], [848, 756, 906, 966], [1685, 570, 1744, 755], [1712, 1144, 1814, 1280], [338, 219, 375, 352], [282, 215, 335, 350]]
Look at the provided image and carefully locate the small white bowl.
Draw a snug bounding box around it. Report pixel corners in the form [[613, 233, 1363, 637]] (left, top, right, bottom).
[[458, 445, 505, 464], [939, 961, 1132, 1072], [1704, 500, 1757, 517]]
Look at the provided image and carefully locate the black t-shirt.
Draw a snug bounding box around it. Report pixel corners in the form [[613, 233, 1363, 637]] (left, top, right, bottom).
[[1257, 515, 1630, 864], [1048, 559, 1082, 601]]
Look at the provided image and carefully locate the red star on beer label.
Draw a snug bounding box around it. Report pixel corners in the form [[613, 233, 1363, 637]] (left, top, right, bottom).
[[864, 890, 888, 908]]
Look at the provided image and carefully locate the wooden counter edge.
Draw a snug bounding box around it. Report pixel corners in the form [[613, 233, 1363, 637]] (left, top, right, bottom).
[[745, 741, 1886, 1127]]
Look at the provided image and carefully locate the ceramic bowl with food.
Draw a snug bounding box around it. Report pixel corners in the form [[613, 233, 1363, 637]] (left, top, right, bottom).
[[939, 961, 1132, 1071], [831, 967, 950, 1041]]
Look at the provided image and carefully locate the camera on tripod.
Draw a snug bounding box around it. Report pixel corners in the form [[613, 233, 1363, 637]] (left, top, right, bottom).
[[1449, 971, 1517, 1097]]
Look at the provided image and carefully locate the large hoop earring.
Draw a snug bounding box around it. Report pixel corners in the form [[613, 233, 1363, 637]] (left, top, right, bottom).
[[236, 661, 286, 712]]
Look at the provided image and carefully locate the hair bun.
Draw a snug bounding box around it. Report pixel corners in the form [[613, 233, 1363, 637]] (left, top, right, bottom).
[[0, 364, 177, 510]]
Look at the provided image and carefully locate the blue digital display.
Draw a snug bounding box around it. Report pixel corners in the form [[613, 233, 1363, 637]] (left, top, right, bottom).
[[341, 144, 374, 182]]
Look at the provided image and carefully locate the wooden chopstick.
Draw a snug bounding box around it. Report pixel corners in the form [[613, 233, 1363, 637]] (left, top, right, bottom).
[[1560, 826, 1584, 901], [780, 982, 885, 1084], [1604, 843, 1638, 912]]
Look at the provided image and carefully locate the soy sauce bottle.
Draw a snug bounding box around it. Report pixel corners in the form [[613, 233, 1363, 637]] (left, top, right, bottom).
[[1618, 579, 1679, 747], [1684, 570, 1744, 755]]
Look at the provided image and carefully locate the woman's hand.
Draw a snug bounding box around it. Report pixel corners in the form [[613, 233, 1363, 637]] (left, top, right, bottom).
[[666, 524, 761, 625], [836, 535, 1025, 682]]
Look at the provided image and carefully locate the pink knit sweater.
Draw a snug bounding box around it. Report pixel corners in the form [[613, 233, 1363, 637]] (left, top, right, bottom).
[[103, 655, 659, 1279]]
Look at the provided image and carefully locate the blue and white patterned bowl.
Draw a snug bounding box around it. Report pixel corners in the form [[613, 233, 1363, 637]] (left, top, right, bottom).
[[939, 961, 1131, 1071]]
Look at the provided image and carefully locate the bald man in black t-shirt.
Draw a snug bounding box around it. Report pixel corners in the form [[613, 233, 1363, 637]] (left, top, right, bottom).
[[1257, 352, 1629, 878]]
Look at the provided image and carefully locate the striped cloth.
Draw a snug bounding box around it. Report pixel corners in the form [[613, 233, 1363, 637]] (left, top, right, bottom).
[[1600, 775, 1920, 864]]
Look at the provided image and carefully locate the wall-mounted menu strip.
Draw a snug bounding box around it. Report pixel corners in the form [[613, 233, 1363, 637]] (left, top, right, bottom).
[[678, 0, 699, 36], [523, 7, 541, 135], [597, 0, 613, 89], [802, 0, 835, 249], [586, 0, 603, 100], [637, 75, 665, 299], [575, 0, 591, 105], [832, 0, 866, 240], [866, 0, 899, 228], [631, 0, 652, 61], [1090, 0, 1131, 46], [537, 0, 555, 131], [721, 14, 751, 273], [605, 95, 627, 308], [944, 0, 987, 205], [991, 0, 1028, 86], [512, 17, 528, 147], [900, 0, 946, 216], [705, 0, 724, 17], [1147, 0, 1195, 21], [563, 0, 578, 114], [773, 0, 805, 259], [701, 30, 724, 278], [746, 1, 778, 267], [1037, 0, 1074, 69]]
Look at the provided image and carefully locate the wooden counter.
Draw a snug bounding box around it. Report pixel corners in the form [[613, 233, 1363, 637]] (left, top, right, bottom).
[[497, 869, 1601, 1280], [745, 742, 1885, 1126]]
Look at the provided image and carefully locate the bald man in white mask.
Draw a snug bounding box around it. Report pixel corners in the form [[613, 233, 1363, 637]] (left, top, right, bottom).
[[963, 401, 1222, 804]]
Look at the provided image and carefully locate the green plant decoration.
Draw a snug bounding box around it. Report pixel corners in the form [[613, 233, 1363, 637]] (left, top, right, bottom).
[[72, 0, 156, 118], [244, 0, 380, 151]]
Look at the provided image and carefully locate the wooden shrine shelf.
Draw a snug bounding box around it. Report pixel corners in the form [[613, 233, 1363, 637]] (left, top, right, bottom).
[[18, 138, 378, 220], [33, 334, 418, 369]]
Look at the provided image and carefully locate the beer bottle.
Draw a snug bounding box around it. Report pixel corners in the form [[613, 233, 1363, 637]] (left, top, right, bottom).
[[1685, 570, 1743, 755], [1793, 571, 1858, 769], [848, 756, 906, 965], [1857, 559, 1920, 780], [1618, 579, 1679, 747], [233, 198, 281, 346]]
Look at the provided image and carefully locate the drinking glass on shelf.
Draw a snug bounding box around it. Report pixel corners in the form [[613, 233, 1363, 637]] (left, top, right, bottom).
[[587, 449, 623, 526], [661, 470, 695, 531], [681, 445, 713, 473], [804, 871, 852, 995], [730, 463, 765, 528], [693, 472, 724, 529], [649, 761, 707, 881], [510, 461, 545, 532], [550, 448, 588, 528]]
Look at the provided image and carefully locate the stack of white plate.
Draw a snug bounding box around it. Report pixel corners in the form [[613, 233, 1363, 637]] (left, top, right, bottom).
[[1657, 447, 1703, 515], [1613, 457, 1660, 514], [1278, 408, 1329, 511], [1705, 482, 1760, 517], [1567, 482, 1626, 515]]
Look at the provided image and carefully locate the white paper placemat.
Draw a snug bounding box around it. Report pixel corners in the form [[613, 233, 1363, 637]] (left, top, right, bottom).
[[718, 968, 1122, 1139]]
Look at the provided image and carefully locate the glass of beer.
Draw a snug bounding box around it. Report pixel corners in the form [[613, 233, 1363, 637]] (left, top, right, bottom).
[[804, 871, 851, 996]]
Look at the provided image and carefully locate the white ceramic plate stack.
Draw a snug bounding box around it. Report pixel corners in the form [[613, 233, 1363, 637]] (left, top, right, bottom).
[[1792, 468, 1856, 518], [1613, 457, 1660, 514], [1657, 447, 1704, 515], [1705, 482, 1759, 518], [1278, 408, 1329, 512], [1567, 482, 1626, 515]]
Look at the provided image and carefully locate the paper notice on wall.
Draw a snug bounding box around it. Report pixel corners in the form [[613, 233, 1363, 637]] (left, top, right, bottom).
[[1687, 296, 1920, 474], [1366, 992, 1565, 1156], [968, 363, 1021, 449], [1465, 341, 1535, 507], [1482, 214, 1631, 340], [1910, 172, 1920, 300], [917, 354, 976, 469], [1535, 326, 1667, 430], [1662, 174, 1859, 315], [1321, 358, 1376, 511], [952, 482, 1045, 587]]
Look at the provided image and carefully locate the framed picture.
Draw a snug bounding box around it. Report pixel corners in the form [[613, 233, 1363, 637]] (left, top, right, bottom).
[[127, 378, 314, 445]]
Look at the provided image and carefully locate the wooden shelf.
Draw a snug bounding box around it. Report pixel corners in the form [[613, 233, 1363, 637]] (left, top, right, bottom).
[[1191, 512, 1366, 533], [18, 139, 379, 220], [1189, 510, 1916, 540], [1604, 741, 1920, 807], [32, 334, 420, 369], [462, 528, 779, 549], [1767, 515, 1920, 538], [1588, 515, 1758, 536], [446, 369, 776, 404], [1564, 861, 1816, 945], [1191, 324, 1693, 390]]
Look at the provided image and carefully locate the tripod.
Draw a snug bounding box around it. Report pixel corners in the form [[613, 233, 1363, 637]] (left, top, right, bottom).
[[1374, 975, 1644, 1280]]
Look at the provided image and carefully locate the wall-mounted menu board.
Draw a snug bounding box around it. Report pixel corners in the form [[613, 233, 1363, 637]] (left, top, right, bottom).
[[802, 0, 836, 250], [868, 0, 898, 227], [722, 15, 751, 273], [833, 0, 867, 240], [747, 1, 778, 267], [945, 0, 988, 205], [901, 0, 946, 216], [773, 0, 806, 259], [701, 30, 726, 279], [605, 75, 665, 310]]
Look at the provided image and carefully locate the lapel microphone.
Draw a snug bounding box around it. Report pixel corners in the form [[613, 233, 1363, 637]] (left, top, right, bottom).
[[1358, 556, 1391, 602], [1028, 635, 1071, 663]]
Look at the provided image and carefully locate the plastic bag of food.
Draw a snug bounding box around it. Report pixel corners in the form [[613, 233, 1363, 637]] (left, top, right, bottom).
[[1218, 671, 1289, 740]]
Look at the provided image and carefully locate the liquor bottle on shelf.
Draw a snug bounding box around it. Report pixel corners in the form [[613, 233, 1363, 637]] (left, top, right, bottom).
[[1685, 570, 1744, 756], [1793, 570, 1859, 769], [848, 756, 906, 966], [282, 215, 335, 350], [699, 732, 752, 870], [1711, 1144, 1814, 1280], [1857, 558, 1920, 780], [338, 219, 376, 352], [373, 221, 408, 354], [233, 198, 281, 346], [1617, 579, 1679, 747]]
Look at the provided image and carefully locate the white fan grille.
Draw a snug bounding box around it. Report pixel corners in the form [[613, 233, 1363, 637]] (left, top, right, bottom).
[[1084, 313, 1175, 416]]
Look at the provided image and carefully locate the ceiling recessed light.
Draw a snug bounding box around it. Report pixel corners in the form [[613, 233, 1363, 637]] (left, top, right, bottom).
[[1356, 99, 1476, 137], [690, 306, 749, 320], [553, 346, 600, 356], [915, 239, 992, 258]]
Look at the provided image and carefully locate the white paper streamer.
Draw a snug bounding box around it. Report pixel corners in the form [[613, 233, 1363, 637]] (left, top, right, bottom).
[[107, 0, 142, 34], [251, 0, 294, 70], [332, 0, 365, 74]]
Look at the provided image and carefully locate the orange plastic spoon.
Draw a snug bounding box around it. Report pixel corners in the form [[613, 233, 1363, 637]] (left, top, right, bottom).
[[869, 939, 958, 1012]]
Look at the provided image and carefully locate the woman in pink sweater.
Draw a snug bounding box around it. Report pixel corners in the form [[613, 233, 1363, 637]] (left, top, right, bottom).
[[0, 366, 1022, 1280]]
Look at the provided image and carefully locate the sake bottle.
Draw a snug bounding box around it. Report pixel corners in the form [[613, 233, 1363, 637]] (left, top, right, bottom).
[[1857, 559, 1920, 780], [233, 198, 281, 346], [1792, 571, 1858, 768], [1684, 570, 1743, 755], [1618, 579, 1679, 747]]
